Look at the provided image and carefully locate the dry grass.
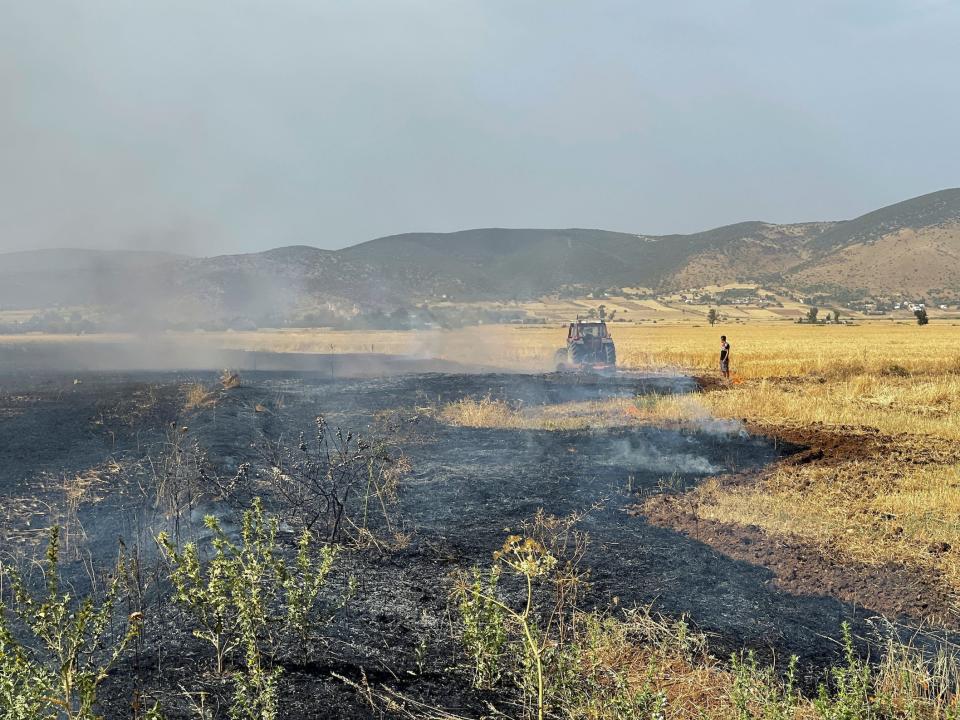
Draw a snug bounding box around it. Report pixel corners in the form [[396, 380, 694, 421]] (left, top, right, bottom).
[[439, 393, 723, 431], [698, 375, 960, 439], [611, 322, 960, 379], [696, 455, 960, 586], [616, 326, 960, 591], [205, 322, 960, 378], [672, 364, 960, 585], [182, 383, 216, 410]]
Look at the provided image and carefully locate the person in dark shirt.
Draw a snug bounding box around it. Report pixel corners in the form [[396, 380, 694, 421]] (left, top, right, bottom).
[[719, 335, 731, 379]]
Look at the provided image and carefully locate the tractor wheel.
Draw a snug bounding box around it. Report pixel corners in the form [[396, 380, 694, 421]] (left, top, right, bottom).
[[603, 343, 617, 366], [553, 348, 567, 371], [571, 344, 587, 366]]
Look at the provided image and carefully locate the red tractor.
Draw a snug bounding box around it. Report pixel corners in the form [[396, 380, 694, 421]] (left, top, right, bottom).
[[554, 319, 617, 372]]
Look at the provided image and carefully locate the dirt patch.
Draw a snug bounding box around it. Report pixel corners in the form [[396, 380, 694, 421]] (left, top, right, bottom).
[[639, 420, 960, 628], [753, 423, 887, 466], [693, 374, 728, 393], [750, 421, 960, 469], [640, 496, 959, 627]]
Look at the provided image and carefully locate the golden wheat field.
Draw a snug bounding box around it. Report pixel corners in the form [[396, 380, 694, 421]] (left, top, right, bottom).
[[199, 321, 960, 377]]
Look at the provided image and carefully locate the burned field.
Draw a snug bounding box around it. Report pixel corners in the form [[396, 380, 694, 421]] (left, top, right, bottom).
[[0, 365, 955, 718]]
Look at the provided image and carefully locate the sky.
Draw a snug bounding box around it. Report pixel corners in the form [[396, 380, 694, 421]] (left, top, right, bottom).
[[1, 0, 959, 256]]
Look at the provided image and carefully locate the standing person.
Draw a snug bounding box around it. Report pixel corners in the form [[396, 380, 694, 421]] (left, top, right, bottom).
[[719, 335, 731, 379]]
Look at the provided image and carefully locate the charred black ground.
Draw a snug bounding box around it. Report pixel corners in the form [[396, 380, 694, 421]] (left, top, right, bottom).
[[0, 365, 937, 717]]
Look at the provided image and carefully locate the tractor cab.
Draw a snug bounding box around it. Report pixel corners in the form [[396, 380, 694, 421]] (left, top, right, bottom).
[[568, 321, 609, 340]]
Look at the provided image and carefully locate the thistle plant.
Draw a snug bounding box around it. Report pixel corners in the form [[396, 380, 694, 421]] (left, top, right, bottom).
[[158, 497, 342, 720], [283, 527, 338, 651], [0, 606, 54, 720], [454, 534, 557, 720], [0, 526, 142, 720], [456, 565, 507, 688], [157, 524, 238, 675]]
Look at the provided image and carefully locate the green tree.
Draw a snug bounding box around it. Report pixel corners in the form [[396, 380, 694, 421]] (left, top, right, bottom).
[[807, 306, 819, 324], [707, 308, 718, 326], [915, 307, 929, 325]]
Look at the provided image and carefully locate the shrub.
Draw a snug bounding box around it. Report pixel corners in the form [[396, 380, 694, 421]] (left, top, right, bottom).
[[729, 650, 798, 720], [814, 623, 875, 719], [453, 514, 665, 720], [0, 526, 141, 720], [157, 498, 342, 719], [456, 565, 507, 689], [261, 416, 408, 544]]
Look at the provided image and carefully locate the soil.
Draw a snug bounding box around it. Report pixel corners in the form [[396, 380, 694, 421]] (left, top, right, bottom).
[[642, 420, 960, 630], [642, 499, 958, 626], [0, 363, 953, 718]]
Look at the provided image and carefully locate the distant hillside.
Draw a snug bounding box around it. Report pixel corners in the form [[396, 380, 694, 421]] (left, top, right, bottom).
[[339, 228, 662, 298], [809, 188, 960, 251], [789, 189, 960, 295], [1, 188, 958, 323]]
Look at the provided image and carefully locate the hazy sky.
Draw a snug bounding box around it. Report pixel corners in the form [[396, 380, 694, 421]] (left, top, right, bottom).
[[2, 0, 958, 256]]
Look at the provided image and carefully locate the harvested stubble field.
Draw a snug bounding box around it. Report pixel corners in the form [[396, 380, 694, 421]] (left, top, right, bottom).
[[176, 320, 960, 375], [2, 322, 960, 719]]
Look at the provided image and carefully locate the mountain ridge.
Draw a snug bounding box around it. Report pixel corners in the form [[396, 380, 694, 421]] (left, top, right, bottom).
[[1, 188, 958, 318]]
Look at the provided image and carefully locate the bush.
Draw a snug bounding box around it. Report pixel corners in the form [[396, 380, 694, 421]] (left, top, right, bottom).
[[260, 416, 408, 545], [158, 498, 343, 719], [0, 526, 141, 720]]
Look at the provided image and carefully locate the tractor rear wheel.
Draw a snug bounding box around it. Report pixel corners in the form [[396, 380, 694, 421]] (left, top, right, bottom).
[[603, 343, 616, 366], [571, 344, 587, 365]]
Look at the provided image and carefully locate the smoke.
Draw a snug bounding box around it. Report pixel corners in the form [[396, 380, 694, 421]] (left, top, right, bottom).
[[0, 336, 485, 375], [605, 437, 719, 475]]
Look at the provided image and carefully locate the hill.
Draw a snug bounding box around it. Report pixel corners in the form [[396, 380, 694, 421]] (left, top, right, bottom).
[[1, 188, 958, 323], [789, 189, 960, 295], [335, 189, 960, 300]]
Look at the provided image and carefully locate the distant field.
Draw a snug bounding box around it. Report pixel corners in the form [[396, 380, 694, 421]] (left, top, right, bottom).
[[3, 320, 960, 375], [202, 321, 960, 377], [433, 288, 960, 325]]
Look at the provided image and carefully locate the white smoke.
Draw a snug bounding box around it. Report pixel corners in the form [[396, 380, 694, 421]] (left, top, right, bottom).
[[604, 437, 719, 475]]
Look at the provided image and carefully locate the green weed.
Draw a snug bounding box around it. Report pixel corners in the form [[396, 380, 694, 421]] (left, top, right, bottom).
[[0, 526, 141, 720]]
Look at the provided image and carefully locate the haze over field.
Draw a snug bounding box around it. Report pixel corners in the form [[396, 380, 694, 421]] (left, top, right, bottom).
[[2, 1, 959, 257]]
